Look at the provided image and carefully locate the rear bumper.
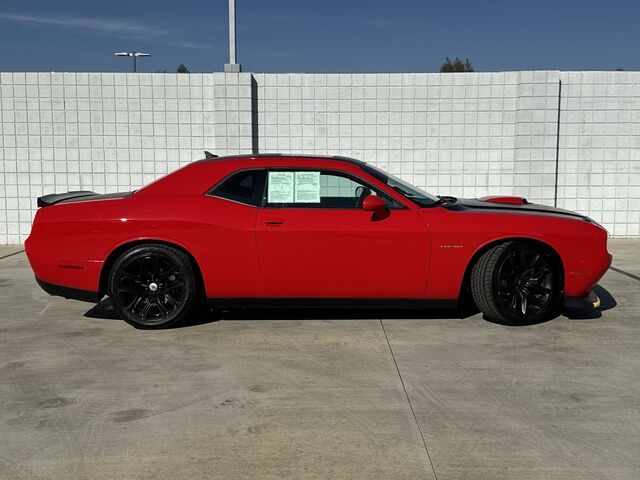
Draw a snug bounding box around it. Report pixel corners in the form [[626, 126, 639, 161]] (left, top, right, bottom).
[[564, 291, 601, 310], [35, 277, 101, 303], [26, 230, 103, 295]]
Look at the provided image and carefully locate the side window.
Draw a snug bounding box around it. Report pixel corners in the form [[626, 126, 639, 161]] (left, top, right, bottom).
[[265, 170, 402, 209], [319, 173, 369, 208], [211, 170, 266, 206]]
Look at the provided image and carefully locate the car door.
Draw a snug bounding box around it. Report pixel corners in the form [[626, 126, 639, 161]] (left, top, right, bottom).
[[255, 168, 430, 298]]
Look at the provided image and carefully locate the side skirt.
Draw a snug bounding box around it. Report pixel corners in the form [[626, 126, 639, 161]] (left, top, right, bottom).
[[207, 298, 458, 310]]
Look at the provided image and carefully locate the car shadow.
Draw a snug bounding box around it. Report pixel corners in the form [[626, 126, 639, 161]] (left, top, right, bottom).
[[84, 297, 477, 328], [84, 285, 616, 328], [214, 307, 473, 322], [84, 299, 220, 328], [83, 299, 120, 321], [562, 284, 617, 320]]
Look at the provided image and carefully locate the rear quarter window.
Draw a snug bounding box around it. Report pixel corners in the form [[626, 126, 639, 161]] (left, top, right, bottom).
[[210, 170, 266, 206]]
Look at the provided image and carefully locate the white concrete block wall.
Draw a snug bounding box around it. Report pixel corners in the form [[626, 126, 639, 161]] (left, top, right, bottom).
[[0, 72, 252, 243], [0, 70, 638, 242], [558, 71, 640, 237], [513, 71, 560, 205], [253, 72, 560, 205]]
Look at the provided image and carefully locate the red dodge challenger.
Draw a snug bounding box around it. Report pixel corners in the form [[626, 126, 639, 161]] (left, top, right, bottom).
[[26, 154, 612, 329]]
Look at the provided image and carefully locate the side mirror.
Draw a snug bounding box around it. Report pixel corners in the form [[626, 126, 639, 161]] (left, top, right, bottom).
[[362, 195, 389, 220]]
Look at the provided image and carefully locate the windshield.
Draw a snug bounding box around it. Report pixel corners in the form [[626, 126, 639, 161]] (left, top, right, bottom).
[[361, 164, 440, 207]]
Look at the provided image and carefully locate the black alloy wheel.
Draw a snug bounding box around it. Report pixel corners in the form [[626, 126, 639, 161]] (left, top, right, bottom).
[[471, 241, 561, 325], [108, 244, 197, 328], [495, 248, 555, 320]]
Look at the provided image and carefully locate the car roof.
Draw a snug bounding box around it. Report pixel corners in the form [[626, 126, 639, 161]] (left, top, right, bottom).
[[197, 153, 366, 167], [135, 153, 371, 199]]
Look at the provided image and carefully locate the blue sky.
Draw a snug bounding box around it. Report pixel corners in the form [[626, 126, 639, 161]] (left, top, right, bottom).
[[0, 0, 638, 73]]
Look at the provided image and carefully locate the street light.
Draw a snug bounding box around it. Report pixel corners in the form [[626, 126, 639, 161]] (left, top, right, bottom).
[[224, 0, 241, 72], [114, 51, 151, 73]]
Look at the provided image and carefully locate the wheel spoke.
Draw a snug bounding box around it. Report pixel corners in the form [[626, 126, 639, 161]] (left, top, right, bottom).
[[121, 273, 146, 287], [533, 267, 551, 281], [136, 257, 146, 275], [163, 293, 177, 309], [155, 300, 168, 315], [140, 299, 152, 320], [118, 286, 143, 294], [166, 291, 181, 306], [127, 292, 147, 311], [527, 294, 545, 309], [526, 254, 540, 271], [510, 292, 518, 311], [141, 255, 154, 276], [166, 279, 185, 290], [519, 292, 528, 315]]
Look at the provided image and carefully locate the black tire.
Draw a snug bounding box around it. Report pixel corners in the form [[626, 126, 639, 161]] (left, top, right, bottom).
[[470, 241, 561, 325], [107, 244, 198, 329]]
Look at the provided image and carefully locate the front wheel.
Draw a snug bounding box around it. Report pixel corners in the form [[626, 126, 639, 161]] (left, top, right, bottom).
[[470, 241, 561, 325], [108, 244, 198, 329]]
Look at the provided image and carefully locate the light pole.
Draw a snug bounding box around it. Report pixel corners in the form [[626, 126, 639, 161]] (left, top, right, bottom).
[[224, 0, 241, 72], [114, 51, 151, 72]]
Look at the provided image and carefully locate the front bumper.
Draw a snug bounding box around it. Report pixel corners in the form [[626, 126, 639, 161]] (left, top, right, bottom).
[[564, 291, 601, 310]]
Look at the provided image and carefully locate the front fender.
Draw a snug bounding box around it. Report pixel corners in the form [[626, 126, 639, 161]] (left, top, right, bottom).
[[422, 208, 610, 299]]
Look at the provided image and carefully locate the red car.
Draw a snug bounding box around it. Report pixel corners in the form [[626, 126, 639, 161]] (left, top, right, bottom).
[[25, 154, 612, 329]]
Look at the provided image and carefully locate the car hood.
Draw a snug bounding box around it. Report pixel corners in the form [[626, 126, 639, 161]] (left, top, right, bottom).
[[443, 196, 589, 221]]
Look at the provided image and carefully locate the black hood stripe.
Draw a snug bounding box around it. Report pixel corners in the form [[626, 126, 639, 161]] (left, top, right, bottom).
[[445, 198, 588, 221]]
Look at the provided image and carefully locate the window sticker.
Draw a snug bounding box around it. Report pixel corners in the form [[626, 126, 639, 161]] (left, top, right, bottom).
[[294, 171, 321, 203], [267, 171, 294, 203]]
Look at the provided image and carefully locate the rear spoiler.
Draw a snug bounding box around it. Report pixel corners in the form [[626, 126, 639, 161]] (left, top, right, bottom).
[[37, 191, 97, 208], [37, 190, 133, 208]]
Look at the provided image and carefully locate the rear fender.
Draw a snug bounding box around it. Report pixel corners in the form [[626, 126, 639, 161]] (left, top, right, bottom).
[[98, 237, 205, 298]]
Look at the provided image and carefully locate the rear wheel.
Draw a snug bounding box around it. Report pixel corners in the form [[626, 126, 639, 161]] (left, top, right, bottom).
[[470, 241, 561, 325], [108, 244, 197, 329]]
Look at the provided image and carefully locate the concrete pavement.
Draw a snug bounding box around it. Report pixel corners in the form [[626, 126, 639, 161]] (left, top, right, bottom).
[[0, 240, 638, 479]]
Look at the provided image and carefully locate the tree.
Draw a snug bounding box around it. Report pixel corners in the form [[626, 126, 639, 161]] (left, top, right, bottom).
[[176, 64, 190, 73], [439, 57, 474, 73]]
